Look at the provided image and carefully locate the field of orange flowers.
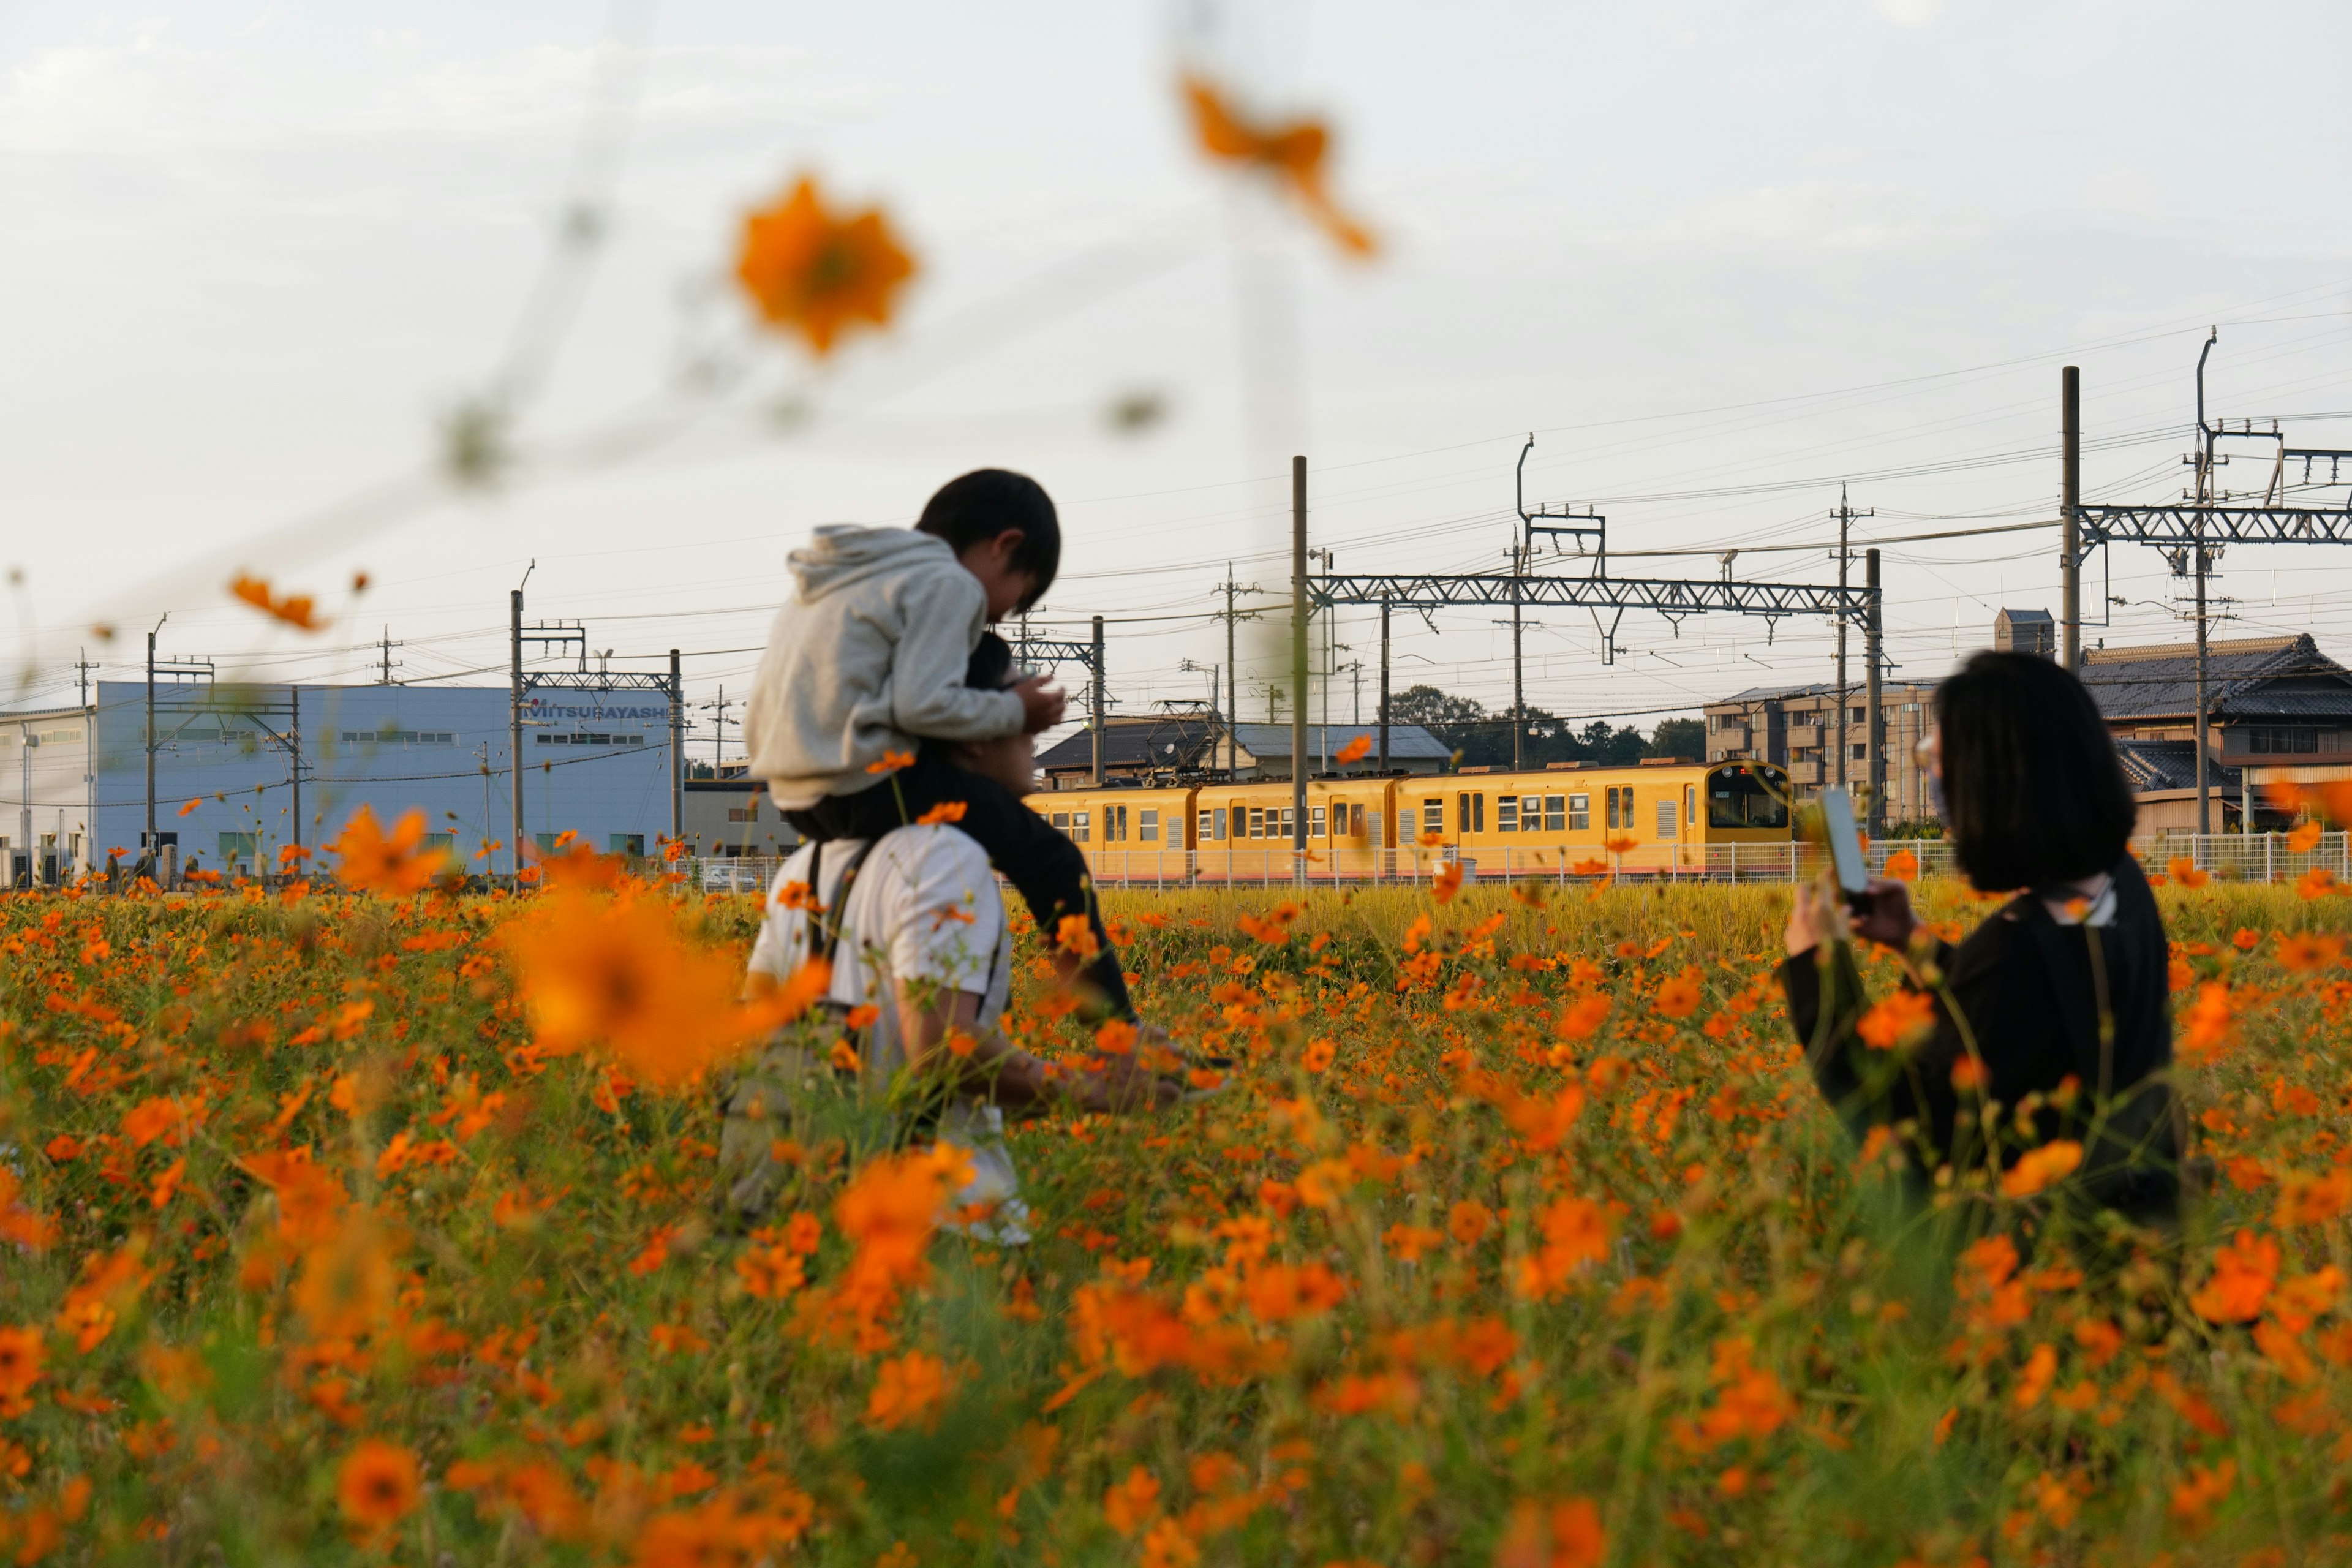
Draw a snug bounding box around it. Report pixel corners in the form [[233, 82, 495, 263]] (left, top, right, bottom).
[[2, 865, 2349, 1567]]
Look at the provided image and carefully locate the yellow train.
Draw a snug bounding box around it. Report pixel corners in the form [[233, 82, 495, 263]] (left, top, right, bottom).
[[1027, 760, 1795, 884]]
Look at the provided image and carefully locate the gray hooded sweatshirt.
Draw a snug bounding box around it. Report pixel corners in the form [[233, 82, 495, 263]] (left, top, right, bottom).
[[743, 526, 1024, 810]]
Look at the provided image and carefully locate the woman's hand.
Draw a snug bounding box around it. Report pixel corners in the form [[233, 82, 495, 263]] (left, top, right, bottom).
[[1849, 878, 1918, 951]]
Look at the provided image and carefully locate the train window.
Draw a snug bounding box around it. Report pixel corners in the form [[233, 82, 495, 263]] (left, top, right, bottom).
[[1706, 765, 1790, 829], [1198, 810, 1213, 842], [1523, 795, 1541, 831], [1656, 800, 1675, 837], [1052, 812, 1070, 832], [1140, 809, 1159, 842], [1244, 807, 1261, 839], [1473, 794, 1486, 832], [1310, 805, 1327, 837], [1281, 807, 1296, 840], [1569, 793, 1589, 831], [1496, 797, 1517, 832], [1422, 797, 1444, 840], [1604, 788, 1621, 831], [1455, 794, 1469, 833], [1213, 808, 1229, 841], [1108, 805, 1126, 842], [1685, 786, 1697, 834], [1544, 796, 1566, 832], [1074, 812, 1091, 843]]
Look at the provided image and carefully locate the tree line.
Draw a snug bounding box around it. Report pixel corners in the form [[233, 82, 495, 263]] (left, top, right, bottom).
[[1384, 684, 1705, 771]]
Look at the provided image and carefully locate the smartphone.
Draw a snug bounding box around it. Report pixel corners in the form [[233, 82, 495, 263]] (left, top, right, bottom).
[[1820, 786, 1870, 908]]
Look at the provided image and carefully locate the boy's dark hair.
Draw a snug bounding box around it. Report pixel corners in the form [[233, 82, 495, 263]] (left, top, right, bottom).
[[916, 469, 1060, 612], [965, 631, 1015, 692], [1935, 650, 2136, 892]]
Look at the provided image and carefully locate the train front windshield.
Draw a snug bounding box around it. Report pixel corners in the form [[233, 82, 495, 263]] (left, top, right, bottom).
[[1706, 765, 1789, 829]]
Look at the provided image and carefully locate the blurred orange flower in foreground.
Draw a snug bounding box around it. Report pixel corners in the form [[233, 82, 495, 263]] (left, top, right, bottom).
[[1181, 74, 1376, 257], [325, 806, 448, 895], [736, 176, 916, 357], [229, 574, 325, 631], [337, 1438, 421, 1532], [500, 891, 821, 1088], [1335, 733, 1373, 765]]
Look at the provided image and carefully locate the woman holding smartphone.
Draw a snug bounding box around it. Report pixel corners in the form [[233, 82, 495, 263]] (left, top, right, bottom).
[[1782, 650, 2184, 1227]]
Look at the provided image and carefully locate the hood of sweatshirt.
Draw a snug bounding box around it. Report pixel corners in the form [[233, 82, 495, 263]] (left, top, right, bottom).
[[788, 524, 952, 601]]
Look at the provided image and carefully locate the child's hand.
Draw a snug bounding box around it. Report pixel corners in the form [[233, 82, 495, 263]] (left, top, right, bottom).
[[1016, 676, 1066, 734]]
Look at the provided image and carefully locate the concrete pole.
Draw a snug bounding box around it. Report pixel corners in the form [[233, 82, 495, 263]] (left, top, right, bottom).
[[1866, 549, 1885, 835], [144, 625, 159, 852], [1836, 492, 1849, 790], [509, 589, 525, 878], [1378, 599, 1391, 775], [2195, 546, 2211, 837], [1291, 456, 1309, 871], [668, 648, 684, 850], [1225, 572, 1238, 785], [288, 686, 301, 852], [1090, 614, 1106, 786], [2062, 366, 2081, 669]]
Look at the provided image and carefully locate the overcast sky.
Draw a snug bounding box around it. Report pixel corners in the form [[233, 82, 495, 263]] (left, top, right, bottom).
[[8, 0, 2352, 752]]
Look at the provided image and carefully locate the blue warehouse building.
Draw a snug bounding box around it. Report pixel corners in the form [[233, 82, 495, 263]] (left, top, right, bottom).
[[4, 679, 682, 880]]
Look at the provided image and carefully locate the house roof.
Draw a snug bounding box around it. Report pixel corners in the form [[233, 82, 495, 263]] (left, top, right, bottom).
[[2114, 738, 2242, 794], [1997, 608, 2055, 625], [2081, 633, 2352, 723], [1224, 722, 1451, 761], [1711, 679, 1937, 705], [1036, 717, 1224, 772]]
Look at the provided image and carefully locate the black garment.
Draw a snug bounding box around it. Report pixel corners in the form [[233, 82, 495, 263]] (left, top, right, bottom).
[[783, 749, 1136, 1020], [1781, 853, 2180, 1222]]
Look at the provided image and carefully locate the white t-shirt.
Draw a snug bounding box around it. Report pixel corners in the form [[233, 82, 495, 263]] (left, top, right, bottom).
[[745, 824, 1026, 1238]]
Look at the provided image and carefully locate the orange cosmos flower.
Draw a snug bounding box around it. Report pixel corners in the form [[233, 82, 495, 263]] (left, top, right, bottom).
[[1104, 1467, 1162, 1537], [2191, 1229, 2280, 1324], [1653, 966, 1703, 1020], [1179, 74, 1376, 257], [2166, 856, 2211, 889], [865, 1350, 952, 1431], [736, 176, 916, 357], [502, 891, 810, 1088], [1055, 914, 1100, 958], [176, 797, 200, 817], [337, 1439, 421, 1532], [1431, 861, 1464, 905], [2177, 981, 2237, 1066], [2288, 820, 2324, 852], [2277, 932, 2343, 971], [2299, 867, 2339, 899], [229, 574, 326, 631], [1448, 1200, 1494, 1247], [1558, 993, 1611, 1040], [1300, 1037, 1336, 1072], [915, 801, 968, 825], [2169, 1458, 2236, 1535], [1335, 733, 1373, 765], [2000, 1139, 2084, 1198], [325, 806, 448, 895], [1883, 847, 1920, 882], [1495, 1496, 1606, 1568], [0, 1327, 43, 1415], [2276, 1169, 2352, 1229], [1857, 989, 1936, 1050]]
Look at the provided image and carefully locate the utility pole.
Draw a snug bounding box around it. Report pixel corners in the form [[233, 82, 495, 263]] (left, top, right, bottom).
[[145, 617, 164, 852], [1290, 456, 1309, 872], [1510, 541, 1525, 772], [2196, 546, 2211, 835], [1378, 601, 1391, 775], [1866, 548, 1885, 836], [668, 649, 684, 850], [1090, 614, 1106, 787], [288, 687, 302, 852], [701, 686, 735, 772], [74, 650, 94, 709], [377, 627, 400, 684], [1831, 486, 1871, 791], [1212, 565, 1259, 784], [508, 583, 526, 879], [2061, 366, 2081, 669]]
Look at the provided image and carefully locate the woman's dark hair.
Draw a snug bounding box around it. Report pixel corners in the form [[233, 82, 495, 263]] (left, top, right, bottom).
[[916, 469, 1060, 612], [964, 631, 1015, 692], [1936, 650, 2136, 892]]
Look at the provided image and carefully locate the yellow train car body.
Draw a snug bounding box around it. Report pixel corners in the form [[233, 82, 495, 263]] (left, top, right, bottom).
[[1024, 761, 1792, 885]]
